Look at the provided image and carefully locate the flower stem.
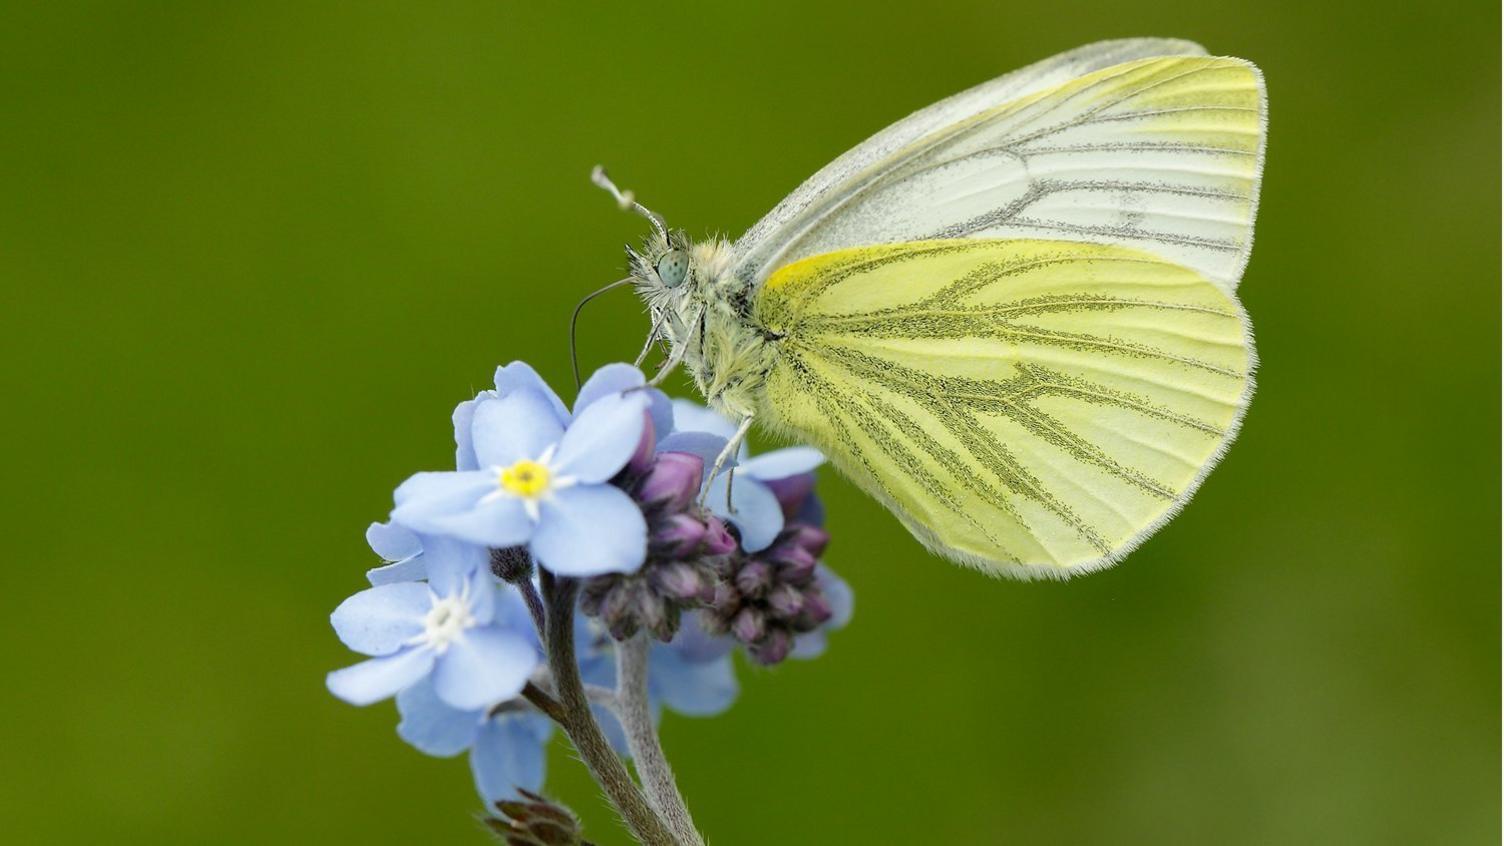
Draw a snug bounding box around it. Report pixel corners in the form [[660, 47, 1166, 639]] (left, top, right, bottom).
[[617, 634, 705, 846], [539, 572, 679, 846]]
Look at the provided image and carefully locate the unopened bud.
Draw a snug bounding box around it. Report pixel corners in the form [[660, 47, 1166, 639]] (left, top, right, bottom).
[[731, 607, 766, 644], [651, 513, 707, 558], [701, 516, 737, 556], [734, 560, 774, 598], [635, 451, 703, 511], [489, 546, 534, 583], [750, 628, 793, 665], [766, 583, 804, 619]]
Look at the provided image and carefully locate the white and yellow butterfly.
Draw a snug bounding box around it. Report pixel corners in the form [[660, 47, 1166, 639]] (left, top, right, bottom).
[[591, 38, 1264, 579]]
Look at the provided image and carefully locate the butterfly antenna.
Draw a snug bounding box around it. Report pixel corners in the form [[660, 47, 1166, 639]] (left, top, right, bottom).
[[591, 165, 669, 242], [569, 276, 635, 389]]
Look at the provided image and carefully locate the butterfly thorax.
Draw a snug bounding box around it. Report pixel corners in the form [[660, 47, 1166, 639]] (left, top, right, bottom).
[[628, 233, 778, 421]]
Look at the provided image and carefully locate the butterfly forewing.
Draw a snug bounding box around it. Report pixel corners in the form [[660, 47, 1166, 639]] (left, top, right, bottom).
[[753, 239, 1253, 577], [734, 55, 1265, 293]]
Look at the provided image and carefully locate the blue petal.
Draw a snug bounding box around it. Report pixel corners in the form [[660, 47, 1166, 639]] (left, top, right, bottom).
[[645, 389, 674, 442], [470, 714, 553, 803], [818, 565, 854, 629], [790, 630, 828, 660], [366, 521, 422, 561], [574, 363, 645, 413], [396, 676, 482, 757], [739, 446, 825, 481], [366, 555, 426, 586], [666, 616, 734, 664], [670, 400, 736, 440], [422, 536, 490, 596], [705, 474, 783, 552], [471, 391, 566, 469], [553, 392, 649, 483], [391, 471, 494, 529], [432, 627, 537, 711], [494, 362, 569, 424], [650, 650, 739, 717], [531, 485, 646, 576], [326, 647, 435, 706], [330, 582, 429, 656], [655, 432, 732, 484], [430, 495, 534, 549], [452, 392, 497, 471]]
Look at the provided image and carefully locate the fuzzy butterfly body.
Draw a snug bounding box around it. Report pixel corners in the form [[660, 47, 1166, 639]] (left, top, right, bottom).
[[614, 39, 1265, 578]]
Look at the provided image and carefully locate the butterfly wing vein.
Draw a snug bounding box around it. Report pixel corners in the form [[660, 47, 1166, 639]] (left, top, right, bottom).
[[754, 239, 1253, 577]]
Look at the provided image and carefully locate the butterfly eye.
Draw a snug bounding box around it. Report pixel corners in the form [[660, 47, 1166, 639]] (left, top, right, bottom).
[[655, 250, 689, 288]]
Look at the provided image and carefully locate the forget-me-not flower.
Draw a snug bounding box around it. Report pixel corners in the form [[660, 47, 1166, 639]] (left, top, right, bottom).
[[326, 538, 538, 709], [392, 365, 654, 576], [394, 676, 554, 804]]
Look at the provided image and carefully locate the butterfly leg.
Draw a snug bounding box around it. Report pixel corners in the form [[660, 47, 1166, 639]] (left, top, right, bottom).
[[698, 414, 754, 509], [632, 312, 668, 368]]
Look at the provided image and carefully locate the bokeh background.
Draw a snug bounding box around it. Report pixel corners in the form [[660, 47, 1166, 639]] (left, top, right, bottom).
[[4, 2, 1498, 844]]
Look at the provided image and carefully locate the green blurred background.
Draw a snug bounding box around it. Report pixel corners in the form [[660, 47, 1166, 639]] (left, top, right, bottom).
[[3, 1, 1498, 843]]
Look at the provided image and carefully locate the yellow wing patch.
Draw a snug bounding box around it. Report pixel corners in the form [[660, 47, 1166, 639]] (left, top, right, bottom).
[[754, 239, 1254, 578]]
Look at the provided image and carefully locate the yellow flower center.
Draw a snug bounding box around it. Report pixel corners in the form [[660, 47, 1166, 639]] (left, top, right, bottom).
[[499, 459, 552, 498]]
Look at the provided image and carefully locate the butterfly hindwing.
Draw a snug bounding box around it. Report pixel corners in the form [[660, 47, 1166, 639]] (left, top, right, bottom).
[[753, 239, 1253, 577]]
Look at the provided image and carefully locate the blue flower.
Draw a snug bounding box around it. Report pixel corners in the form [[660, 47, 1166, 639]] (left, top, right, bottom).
[[649, 617, 739, 717], [326, 538, 539, 709], [395, 676, 554, 805], [392, 364, 655, 576], [364, 521, 427, 586], [670, 400, 825, 552]]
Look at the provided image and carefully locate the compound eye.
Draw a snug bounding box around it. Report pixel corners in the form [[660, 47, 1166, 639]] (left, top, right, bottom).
[[655, 250, 689, 288]]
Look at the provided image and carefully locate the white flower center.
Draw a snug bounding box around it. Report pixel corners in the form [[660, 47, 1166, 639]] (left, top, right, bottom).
[[419, 592, 476, 653]]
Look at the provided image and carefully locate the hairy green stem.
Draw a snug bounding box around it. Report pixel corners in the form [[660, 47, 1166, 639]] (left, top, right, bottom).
[[617, 635, 704, 846], [540, 573, 678, 846]]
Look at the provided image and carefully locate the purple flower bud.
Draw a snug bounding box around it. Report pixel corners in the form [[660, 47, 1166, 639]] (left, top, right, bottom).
[[794, 590, 834, 629], [626, 412, 658, 475], [635, 451, 703, 511], [750, 628, 792, 665], [651, 561, 709, 602], [734, 560, 774, 598], [761, 472, 817, 520], [766, 583, 804, 619], [701, 517, 737, 556], [783, 524, 830, 558], [731, 607, 766, 644], [652, 513, 708, 557], [770, 545, 817, 583]]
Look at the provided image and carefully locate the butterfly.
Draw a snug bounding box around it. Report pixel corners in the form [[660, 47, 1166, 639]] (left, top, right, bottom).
[[590, 38, 1264, 579]]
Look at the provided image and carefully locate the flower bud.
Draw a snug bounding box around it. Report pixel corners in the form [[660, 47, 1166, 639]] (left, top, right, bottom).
[[749, 628, 792, 665], [766, 583, 805, 619], [770, 545, 817, 584], [783, 524, 830, 559], [489, 546, 534, 583], [651, 561, 709, 602], [794, 590, 834, 630], [489, 789, 588, 846], [635, 451, 702, 511], [701, 516, 737, 556], [651, 513, 707, 558], [731, 607, 766, 644], [734, 559, 774, 598]]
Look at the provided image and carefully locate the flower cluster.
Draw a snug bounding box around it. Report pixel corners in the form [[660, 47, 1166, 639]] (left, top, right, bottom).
[[325, 362, 852, 811]]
